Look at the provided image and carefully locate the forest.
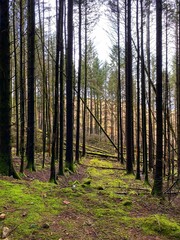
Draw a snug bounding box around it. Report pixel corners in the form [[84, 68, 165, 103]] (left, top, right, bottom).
[[0, 0, 180, 239]]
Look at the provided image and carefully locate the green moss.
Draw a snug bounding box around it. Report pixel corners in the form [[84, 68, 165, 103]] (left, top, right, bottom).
[[0, 156, 179, 240], [82, 179, 91, 185], [89, 158, 113, 168], [0, 179, 66, 239], [94, 207, 127, 218], [123, 200, 132, 206], [137, 215, 180, 239]]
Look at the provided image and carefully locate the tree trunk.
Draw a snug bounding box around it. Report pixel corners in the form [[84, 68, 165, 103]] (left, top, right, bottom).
[[146, 0, 153, 171], [177, 1, 180, 179], [136, 0, 141, 180], [59, 0, 65, 175], [152, 0, 163, 197], [82, 1, 88, 157], [117, 0, 124, 164], [125, 0, 134, 174], [140, 0, 148, 183], [26, 0, 35, 171], [13, 0, 19, 156], [19, 0, 25, 173], [0, 0, 18, 178], [50, 0, 62, 183], [66, 0, 74, 171], [75, 0, 82, 163]]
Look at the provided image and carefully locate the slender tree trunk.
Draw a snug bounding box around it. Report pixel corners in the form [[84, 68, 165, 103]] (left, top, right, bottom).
[[38, 0, 47, 168], [0, 0, 18, 178], [165, 5, 170, 183], [104, 93, 107, 135], [13, 0, 19, 156], [82, 1, 88, 157], [136, 0, 141, 180], [59, 0, 65, 175], [47, 21, 52, 158], [140, 0, 148, 183], [125, 0, 134, 174], [152, 0, 163, 197], [146, 0, 153, 171], [26, 0, 35, 171], [66, 0, 74, 171], [19, 0, 25, 173], [90, 89, 93, 134], [177, 1, 180, 179], [111, 102, 114, 142], [117, 0, 124, 164], [50, 0, 62, 182], [75, 0, 82, 163]]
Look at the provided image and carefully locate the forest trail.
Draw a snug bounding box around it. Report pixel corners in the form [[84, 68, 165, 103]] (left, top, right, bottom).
[[0, 156, 180, 240]]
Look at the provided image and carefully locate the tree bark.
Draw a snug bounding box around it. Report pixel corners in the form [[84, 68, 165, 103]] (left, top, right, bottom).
[[125, 0, 134, 174], [75, 0, 82, 163], [152, 0, 163, 197], [0, 0, 18, 178], [66, 0, 74, 171], [26, 0, 35, 171]]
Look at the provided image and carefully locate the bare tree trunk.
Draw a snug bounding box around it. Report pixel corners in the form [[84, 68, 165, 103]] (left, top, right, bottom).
[[82, 1, 88, 157], [75, 0, 82, 163], [13, 0, 19, 156], [0, 0, 18, 178], [59, 0, 65, 175], [177, 1, 180, 179], [26, 0, 35, 171], [125, 0, 134, 174], [152, 0, 163, 197], [19, 0, 25, 173], [140, 0, 148, 183], [66, 0, 74, 171], [136, 0, 141, 180], [146, 0, 153, 171]]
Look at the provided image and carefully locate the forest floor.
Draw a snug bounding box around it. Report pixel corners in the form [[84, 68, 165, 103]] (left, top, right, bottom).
[[0, 148, 180, 239]]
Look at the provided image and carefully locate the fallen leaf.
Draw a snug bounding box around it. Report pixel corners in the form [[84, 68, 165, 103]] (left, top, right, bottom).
[[63, 200, 70, 205]]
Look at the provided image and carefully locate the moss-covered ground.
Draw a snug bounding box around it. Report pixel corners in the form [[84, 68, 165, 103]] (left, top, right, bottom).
[[0, 157, 179, 239]]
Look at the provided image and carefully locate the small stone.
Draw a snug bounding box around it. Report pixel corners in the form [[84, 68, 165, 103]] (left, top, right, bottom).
[[0, 213, 6, 220], [2, 227, 10, 239], [42, 223, 50, 229]]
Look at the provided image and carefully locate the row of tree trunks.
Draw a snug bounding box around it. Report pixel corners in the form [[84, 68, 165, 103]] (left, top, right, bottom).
[[1, 0, 179, 199]]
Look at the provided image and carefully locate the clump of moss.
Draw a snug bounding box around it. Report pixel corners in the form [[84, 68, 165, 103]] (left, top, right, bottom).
[[89, 158, 113, 168], [123, 200, 132, 206], [82, 179, 91, 185], [137, 214, 180, 239]]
